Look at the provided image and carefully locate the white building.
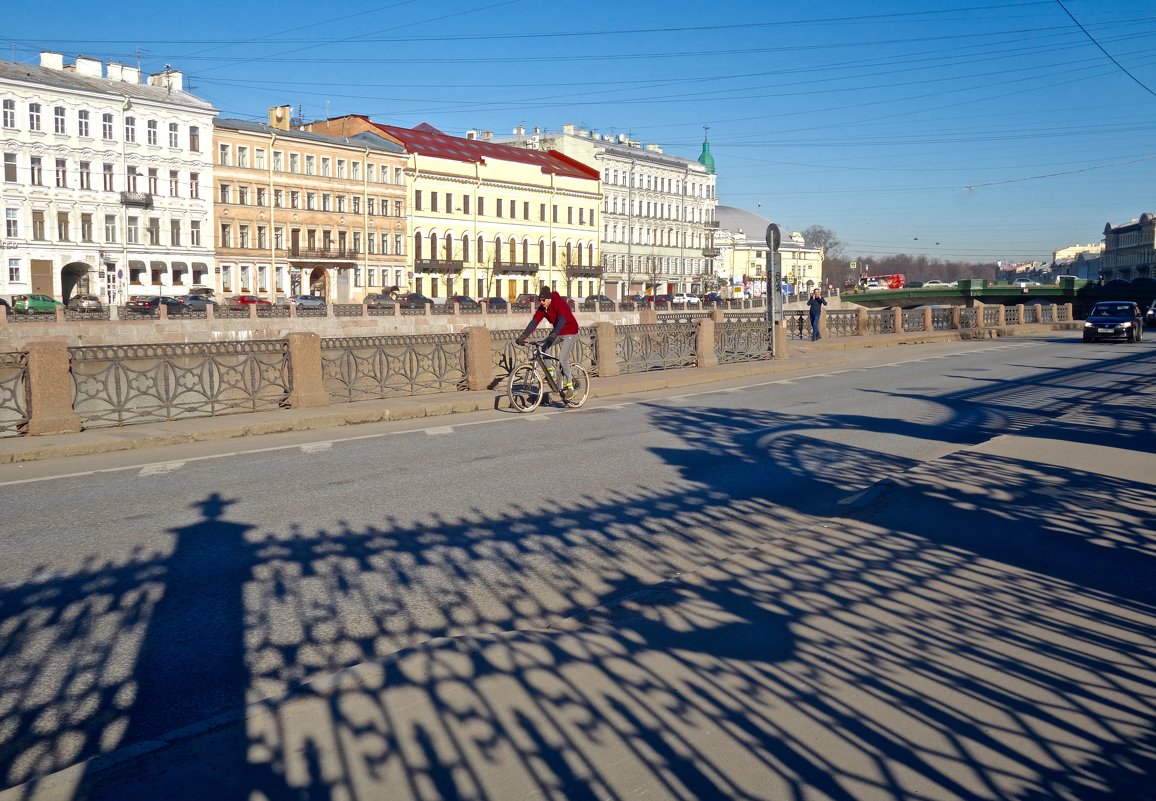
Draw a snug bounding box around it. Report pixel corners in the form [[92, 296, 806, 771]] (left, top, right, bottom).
[[1, 51, 217, 304], [497, 124, 719, 300], [714, 206, 824, 295]]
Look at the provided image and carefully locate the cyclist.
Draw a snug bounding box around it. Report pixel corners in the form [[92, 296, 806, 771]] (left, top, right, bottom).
[[515, 286, 580, 399]]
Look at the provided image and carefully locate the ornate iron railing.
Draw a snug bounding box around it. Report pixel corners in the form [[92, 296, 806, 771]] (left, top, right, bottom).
[[0, 351, 30, 438], [255, 305, 292, 319], [321, 334, 467, 402], [902, 310, 924, 332], [70, 341, 291, 428], [715, 320, 773, 363], [783, 311, 810, 340], [867, 310, 895, 335], [1004, 306, 1018, 326], [63, 307, 111, 321], [931, 308, 954, 330], [960, 308, 978, 328], [616, 323, 697, 373], [826, 310, 858, 337], [983, 306, 1001, 326]]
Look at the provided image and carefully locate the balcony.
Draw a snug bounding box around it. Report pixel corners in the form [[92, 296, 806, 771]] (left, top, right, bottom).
[[702, 247, 721, 258], [120, 191, 153, 208], [286, 246, 359, 261], [705, 220, 720, 229], [413, 259, 465, 274], [492, 261, 540, 275], [565, 265, 603, 278]]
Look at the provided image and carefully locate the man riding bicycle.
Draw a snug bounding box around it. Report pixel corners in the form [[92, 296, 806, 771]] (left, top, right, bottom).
[[515, 286, 580, 400]]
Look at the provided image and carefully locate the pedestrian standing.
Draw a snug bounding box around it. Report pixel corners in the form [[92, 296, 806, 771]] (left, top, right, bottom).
[[807, 288, 827, 341]]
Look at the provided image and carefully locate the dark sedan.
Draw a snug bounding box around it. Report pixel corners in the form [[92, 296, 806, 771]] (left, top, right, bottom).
[[481, 296, 509, 310], [126, 296, 192, 316], [1146, 299, 1156, 329], [444, 294, 480, 311], [395, 292, 434, 309], [1082, 301, 1144, 343]]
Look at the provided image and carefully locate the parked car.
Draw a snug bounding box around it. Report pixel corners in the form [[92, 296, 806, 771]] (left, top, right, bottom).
[[649, 293, 675, 305], [444, 294, 480, 310], [287, 295, 325, 308], [0, 297, 10, 313], [513, 293, 541, 305], [126, 296, 192, 316], [12, 293, 62, 314], [922, 280, 950, 288], [672, 292, 700, 305], [182, 295, 218, 310], [1082, 301, 1144, 343], [66, 294, 104, 313], [226, 294, 272, 306], [701, 292, 728, 304], [394, 292, 434, 309], [621, 294, 647, 305], [364, 293, 395, 307], [1146, 299, 1156, 329], [481, 296, 509, 310], [584, 294, 615, 306]]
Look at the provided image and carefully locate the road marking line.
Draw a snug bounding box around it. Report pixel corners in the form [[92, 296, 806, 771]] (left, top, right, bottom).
[[300, 442, 332, 453], [138, 461, 185, 476], [425, 426, 455, 435]]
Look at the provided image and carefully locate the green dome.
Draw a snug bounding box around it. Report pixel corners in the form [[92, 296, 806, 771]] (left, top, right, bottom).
[[698, 138, 715, 174]]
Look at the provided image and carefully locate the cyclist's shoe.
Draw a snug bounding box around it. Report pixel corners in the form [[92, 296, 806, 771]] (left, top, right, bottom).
[[561, 381, 574, 401]]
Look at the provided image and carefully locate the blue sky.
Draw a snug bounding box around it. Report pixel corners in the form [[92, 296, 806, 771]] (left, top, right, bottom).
[[5, 0, 1155, 264]]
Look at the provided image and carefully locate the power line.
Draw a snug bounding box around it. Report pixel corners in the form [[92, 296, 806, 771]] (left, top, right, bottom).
[[1054, 0, 1156, 97]]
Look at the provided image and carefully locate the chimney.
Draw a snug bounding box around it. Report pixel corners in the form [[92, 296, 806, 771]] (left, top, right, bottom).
[[514, 124, 525, 136], [268, 105, 292, 131], [107, 62, 124, 82], [465, 130, 477, 140], [75, 55, 102, 77], [479, 130, 493, 142], [562, 123, 575, 135], [39, 51, 64, 70], [121, 65, 140, 84], [148, 68, 183, 93]]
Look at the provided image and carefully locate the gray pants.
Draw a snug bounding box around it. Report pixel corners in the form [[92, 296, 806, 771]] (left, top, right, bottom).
[[554, 334, 577, 384]]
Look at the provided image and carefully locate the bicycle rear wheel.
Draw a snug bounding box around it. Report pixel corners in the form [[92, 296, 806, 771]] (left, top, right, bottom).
[[564, 363, 591, 408], [507, 363, 544, 412]]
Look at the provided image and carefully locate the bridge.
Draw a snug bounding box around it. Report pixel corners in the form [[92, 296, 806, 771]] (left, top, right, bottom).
[[843, 277, 1153, 312]]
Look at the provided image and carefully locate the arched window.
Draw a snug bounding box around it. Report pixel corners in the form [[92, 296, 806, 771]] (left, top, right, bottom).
[[538, 239, 545, 266], [551, 241, 558, 267], [494, 236, 502, 265], [508, 237, 516, 264], [566, 242, 573, 268], [428, 232, 437, 261], [462, 235, 470, 263], [444, 232, 453, 262], [413, 232, 423, 261], [521, 238, 529, 264], [587, 243, 594, 265]]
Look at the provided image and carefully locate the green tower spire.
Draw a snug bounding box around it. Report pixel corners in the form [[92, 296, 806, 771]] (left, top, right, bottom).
[[698, 125, 716, 174]]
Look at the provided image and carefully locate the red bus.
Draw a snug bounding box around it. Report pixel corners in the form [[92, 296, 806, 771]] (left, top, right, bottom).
[[862, 273, 906, 289]]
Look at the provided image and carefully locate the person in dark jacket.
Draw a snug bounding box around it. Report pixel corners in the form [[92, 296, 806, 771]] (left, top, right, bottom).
[[516, 286, 580, 398], [807, 288, 827, 340]]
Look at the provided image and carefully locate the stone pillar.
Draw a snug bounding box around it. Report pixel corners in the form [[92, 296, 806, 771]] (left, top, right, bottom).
[[994, 304, 1005, 327], [26, 340, 83, 435], [158, 303, 168, 320], [593, 322, 619, 377], [951, 306, 961, 329], [284, 332, 330, 408], [857, 307, 868, 336], [289, 303, 297, 319], [819, 309, 830, 339], [205, 303, 214, 322], [249, 303, 259, 321], [709, 307, 724, 323], [774, 321, 788, 359], [639, 308, 657, 324], [0, 304, 7, 323], [1064, 302, 1073, 322], [973, 302, 985, 329], [1015, 303, 1025, 325], [109, 303, 119, 321], [55, 305, 66, 323], [892, 306, 903, 333], [922, 306, 933, 331], [696, 317, 718, 368], [463, 326, 494, 391]]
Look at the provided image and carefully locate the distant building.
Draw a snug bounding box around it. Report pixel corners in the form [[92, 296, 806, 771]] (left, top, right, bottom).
[[496, 124, 718, 300], [0, 51, 216, 303], [714, 206, 823, 295], [1101, 213, 1155, 281], [1052, 242, 1103, 281]]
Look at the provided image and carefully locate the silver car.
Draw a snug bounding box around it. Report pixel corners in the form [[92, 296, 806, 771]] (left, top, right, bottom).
[[288, 295, 326, 308], [66, 294, 104, 312]]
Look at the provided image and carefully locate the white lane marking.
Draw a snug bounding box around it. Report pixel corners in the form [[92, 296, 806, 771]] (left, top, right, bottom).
[[300, 442, 332, 454], [425, 426, 455, 436], [138, 461, 185, 476]]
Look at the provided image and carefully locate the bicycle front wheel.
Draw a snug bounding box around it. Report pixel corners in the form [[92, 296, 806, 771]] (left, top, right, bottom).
[[507, 363, 544, 412], [564, 363, 591, 408]]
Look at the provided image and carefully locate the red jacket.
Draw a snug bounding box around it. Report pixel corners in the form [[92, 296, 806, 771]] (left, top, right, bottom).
[[523, 291, 579, 338]]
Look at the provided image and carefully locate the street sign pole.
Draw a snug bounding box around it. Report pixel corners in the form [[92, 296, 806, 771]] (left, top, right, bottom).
[[765, 223, 781, 356]]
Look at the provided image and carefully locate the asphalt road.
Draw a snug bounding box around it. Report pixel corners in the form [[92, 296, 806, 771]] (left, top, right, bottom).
[[2, 332, 1155, 800]]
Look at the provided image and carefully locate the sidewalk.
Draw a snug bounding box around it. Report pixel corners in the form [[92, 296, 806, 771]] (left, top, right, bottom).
[[0, 326, 1060, 464]]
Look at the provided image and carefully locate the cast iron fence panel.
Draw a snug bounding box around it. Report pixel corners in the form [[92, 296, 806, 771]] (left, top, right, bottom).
[[1040, 305, 1054, 323], [0, 351, 29, 438], [1057, 304, 1070, 322], [983, 306, 1001, 326], [827, 310, 858, 337], [256, 305, 291, 319], [489, 330, 597, 384], [1004, 306, 1018, 326], [293, 306, 328, 318], [867, 310, 895, 335], [63, 308, 111, 321], [70, 341, 291, 428], [783, 311, 810, 340], [332, 304, 363, 318], [960, 308, 978, 328], [1024, 305, 1038, 324], [321, 334, 467, 402], [6, 311, 56, 324], [217, 305, 255, 320], [931, 308, 954, 330], [902, 310, 925, 332], [715, 320, 773, 363], [616, 323, 697, 373]]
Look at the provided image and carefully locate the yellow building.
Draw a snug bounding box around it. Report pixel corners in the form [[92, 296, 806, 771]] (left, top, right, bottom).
[[307, 117, 601, 301], [212, 109, 407, 302], [715, 206, 824, 295]]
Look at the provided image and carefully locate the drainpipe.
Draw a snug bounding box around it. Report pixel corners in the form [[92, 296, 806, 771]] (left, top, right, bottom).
[[363, 146, 370, 296], [119, 96, 131, 306], [269, 130, 277, 301]]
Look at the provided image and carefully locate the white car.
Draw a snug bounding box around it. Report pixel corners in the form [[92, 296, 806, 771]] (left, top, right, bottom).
[[923, 280, 949, 287], [672, 293, 700, 305]]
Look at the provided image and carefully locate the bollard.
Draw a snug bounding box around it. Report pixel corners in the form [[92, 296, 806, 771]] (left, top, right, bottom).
[[25, 340, 83, 435]]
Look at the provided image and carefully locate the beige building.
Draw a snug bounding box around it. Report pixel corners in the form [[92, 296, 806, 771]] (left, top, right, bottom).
[[307, 116, 602, 301], [1100, 214, 1154, 281], [213, 110, 407, 303], [715, 206, 823, 295], [497, 124, 719, 300]]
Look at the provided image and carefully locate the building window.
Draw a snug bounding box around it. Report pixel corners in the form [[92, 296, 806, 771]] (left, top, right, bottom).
[[322, 193, 331, 211], [189, 125, 200, 152], [32, 211, 46, 240], [273, 151, 283, 171], [337, 195, 345, 212], [30, 156, 43, 185], [290, 191, 300, 209], [127, 216, 139, 244], [218, 143, 229, 166], [496, 198, 502, 218], [306, 192, 316, 210], [321, 157, 330, 176], [170, 219, 182, 246], [1, 100, 14, 129], [29, 103, 42, 131], [147, 119, 158, 145], [257, 225, 267, 249], [103, 163, 114, 191], [8, 259, 19, 283], [274, 189, 283, 208], [237, 187, 248, 206], [367, 198, 375, 215], [219, 223, 231, 248], [462, 195, 470, 216], [79, 161, 91, 190], [54, 106, 66, 134], [169, 170, 179, 196], [239, 224, 250, 248], [147, 168, 158, 194], [289, 153, 299, 173], [256, 187, 266, 207], [237, 146, 248, 168], [255, 148, 266, 169], [55, 159, 67, 187], [102, 113, 114, 140], [352, 196, 360, 214], [4, 153, 17, 182], [81, 213, 93, 242], [274, 226, 283, 249], [190, 220, 201, 246], [105, 214, 116, 242], [57, 212, 70, 241], [414, 190, 422, 211], [124, 116, 135, 142], [5, 209, 17, 237], [148, 217, 160, 245], [305, 155, 315, 175], [169, 122, 179, 148], [190, 172, 199, 198]]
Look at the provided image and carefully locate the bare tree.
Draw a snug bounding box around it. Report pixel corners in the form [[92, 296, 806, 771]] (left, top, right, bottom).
[[802, 225, 844, 260]]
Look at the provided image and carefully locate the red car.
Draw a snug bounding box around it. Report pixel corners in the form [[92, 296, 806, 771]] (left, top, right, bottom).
[[227, 295, 272, 306]]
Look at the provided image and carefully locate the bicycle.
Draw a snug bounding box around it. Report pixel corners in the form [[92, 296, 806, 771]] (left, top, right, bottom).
[[506, 342, 591, 412]]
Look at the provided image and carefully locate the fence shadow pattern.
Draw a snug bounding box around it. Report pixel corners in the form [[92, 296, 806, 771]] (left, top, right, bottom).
[[1, 349, 1154, 799]]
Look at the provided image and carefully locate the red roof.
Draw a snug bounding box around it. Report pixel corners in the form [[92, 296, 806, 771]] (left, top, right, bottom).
[[370, 121, 599, 181]]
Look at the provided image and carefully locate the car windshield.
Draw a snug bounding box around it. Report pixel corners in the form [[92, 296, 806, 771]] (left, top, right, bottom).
[[1091, 304, 1132, 316]]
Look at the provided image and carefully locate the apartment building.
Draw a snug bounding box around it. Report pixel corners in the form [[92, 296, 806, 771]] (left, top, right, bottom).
[[1101, 213, 1155, 282], [715, 206, 824, 295], [497, 124, 718, 300], [307, 116, 601, 301], [0, 52, 216, 303], [214, 110, 407, 302]]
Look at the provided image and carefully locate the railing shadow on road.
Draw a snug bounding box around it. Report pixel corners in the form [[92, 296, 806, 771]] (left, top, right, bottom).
[[1, 342, 1155, 799]]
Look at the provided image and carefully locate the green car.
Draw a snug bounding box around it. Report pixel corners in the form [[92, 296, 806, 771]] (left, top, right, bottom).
[[12, 294, 62, 314]]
